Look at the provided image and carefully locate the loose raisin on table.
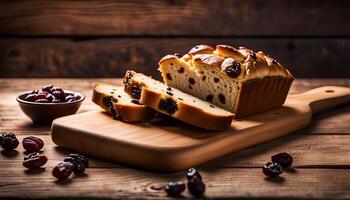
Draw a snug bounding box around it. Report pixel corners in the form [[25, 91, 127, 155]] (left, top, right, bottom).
[[186, 168, 202, 181], [52, 162, 74, 180], [22, 136, 44, 153], [64, 157, 86, 175], [164, 181, 186, 196], [0, 132, 19, 150], [187, 176, 205, 197], [271, 152, 293, 168], [68, 153, 89, 168], [23, 152, 48, 169], [262, 162, 283, 177]]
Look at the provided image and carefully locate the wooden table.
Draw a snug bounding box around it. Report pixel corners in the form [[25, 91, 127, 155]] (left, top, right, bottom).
[[1, 78, 350, 199]]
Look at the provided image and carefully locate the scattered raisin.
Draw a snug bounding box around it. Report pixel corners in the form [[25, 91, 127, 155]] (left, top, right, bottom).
[[64, 157, 86, 175], [68, 153, 89, 168], [219, 94, 226, 104], [0, 132, 19, 150], [177, 67, 185, 73], [262, 162, 283, 177], [271, 152, 293, 168], [166, 73, 172, 80], [214, 77, 220, 83], [52, 162, 74, 180], [22, 136, 44, 153], [202, 76, 206, 81], [186, 168, 202, 180], [23, 152, 48, 169], [206, 95, 214, 102], [188, 176, 205, 197], [164, 181, 186, 196], [158, 98, 178, 115]]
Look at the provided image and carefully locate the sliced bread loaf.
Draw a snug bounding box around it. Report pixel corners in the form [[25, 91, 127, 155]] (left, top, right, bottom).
[[123, 70, 234, 131], [158, 44, 294, 118], [92, 83, 155, 122]]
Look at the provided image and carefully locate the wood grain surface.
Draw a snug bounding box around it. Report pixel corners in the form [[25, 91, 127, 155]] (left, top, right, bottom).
[[0, 0, 349, 36], [1, 38, 350, 78], [0, 78, 350, 199]]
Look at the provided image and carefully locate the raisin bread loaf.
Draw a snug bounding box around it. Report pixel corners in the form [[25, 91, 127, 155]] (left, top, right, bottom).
[[123, 70, 234, 131], [158, 44, 294, 118], [92, 83, 155, 122]]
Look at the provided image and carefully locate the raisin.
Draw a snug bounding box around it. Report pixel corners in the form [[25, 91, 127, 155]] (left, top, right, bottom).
[[206, 95, 214, 102], [23, 152, 48, 169], [271, 152, 293, 168], [219, 94, 226, 104], [250, 51, 257, 60], [186, 168, 202, 180], [166, 73, 172, 80], [65, 95, 75, 102], [52, 162, 74, 180], [166, 91, 174, 96], [202, 76, 206, 81], [131, 99, 142, 105], [42, 85, 53, 93], [131, 86, 141, 99], [214, 77, 220, 83], [0, 132, 19, 150], [68, 153, 89, 168], [262, 162, 283, 177], [22, 136, 44, 153], [164, 181, 186, 196], [50, 86, 64, 93], [209, 104, 215, 108], [103, 96, 118, 116], [52, 91, 65, 101], [45, 94, 54, 102], [158, 98, 178, 115], [24, 94, 36, 102], [177, 67, 185, 73], [187, 176, 205, 197], [225, 61, 241, 78], [64, 157, 86, 175], [166, 87, 172, 91], [189, 78, 195, 85]]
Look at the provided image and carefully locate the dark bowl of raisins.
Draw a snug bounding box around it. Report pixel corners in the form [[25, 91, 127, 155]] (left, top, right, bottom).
[[16, 85, 85, 125]]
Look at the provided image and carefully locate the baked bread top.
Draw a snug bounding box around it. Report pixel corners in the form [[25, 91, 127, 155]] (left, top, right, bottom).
[[159, 44, 294, 81]]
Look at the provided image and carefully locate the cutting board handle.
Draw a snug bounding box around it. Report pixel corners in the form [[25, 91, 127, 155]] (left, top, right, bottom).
[[291, 86, 350, 115]]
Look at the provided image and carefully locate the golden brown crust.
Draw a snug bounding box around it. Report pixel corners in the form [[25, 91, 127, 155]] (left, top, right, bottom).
[[188, 44, 215, 55], [92, 83, 155, 122], [235, 77, 294, 118], [160, 44, 294, 81], [140, 87, 233, 131]]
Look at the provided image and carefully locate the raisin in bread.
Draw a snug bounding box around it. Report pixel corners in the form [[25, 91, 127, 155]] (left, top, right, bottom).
[[158, 44, 294, 118], [92, 83, 155, 122], [123, 70, 234, 131]]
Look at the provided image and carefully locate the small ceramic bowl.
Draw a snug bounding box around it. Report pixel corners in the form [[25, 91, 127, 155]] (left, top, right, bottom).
[[16, 90, 85, 125]]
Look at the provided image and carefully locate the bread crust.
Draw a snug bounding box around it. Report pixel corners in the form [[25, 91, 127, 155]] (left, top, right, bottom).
[[140, 87, 233, 131], [159, 44, 294, 81], [92, 83, 155, 122]]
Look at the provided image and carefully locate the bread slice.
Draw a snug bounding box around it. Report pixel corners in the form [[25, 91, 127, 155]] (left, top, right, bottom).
[[158, 44, 294, 118], [92, 83, 155, 122], [123, 70, 234, 131]]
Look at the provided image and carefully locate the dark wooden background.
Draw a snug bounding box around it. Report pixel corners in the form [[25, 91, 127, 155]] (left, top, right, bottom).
[[0, 0, 349, 79]]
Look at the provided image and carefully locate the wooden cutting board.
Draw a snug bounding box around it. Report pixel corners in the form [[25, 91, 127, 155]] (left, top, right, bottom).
[[51, 86, 350, 172]]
